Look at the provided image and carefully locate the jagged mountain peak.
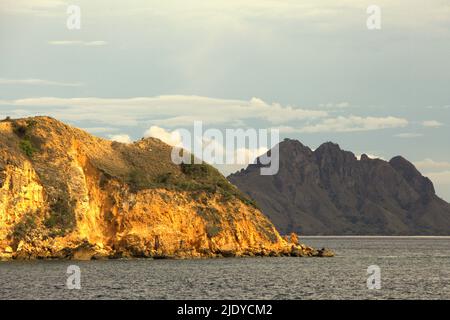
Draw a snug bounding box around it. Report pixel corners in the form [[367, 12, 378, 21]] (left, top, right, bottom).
[[229, 138, 450, 235], [390, 155, 435, 196], [315, 141, 342, 153]]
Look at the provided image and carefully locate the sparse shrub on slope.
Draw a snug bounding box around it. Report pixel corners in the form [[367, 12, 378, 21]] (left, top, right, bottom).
[[44, 196, 76, 236], [11, 213, 37, 241], [13, 120, 38, 158], [19, 139, 36, 157]]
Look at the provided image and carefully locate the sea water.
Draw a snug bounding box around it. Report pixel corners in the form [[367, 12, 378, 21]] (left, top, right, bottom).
[[0, 237, 449, 300]]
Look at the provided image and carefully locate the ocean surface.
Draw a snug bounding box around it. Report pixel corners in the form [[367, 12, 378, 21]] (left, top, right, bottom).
[[1, 237, 449, 300]]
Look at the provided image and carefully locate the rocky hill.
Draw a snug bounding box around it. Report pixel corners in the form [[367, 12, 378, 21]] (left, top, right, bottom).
[[0, 117, 330, 260], [228, 139, 450, 235]]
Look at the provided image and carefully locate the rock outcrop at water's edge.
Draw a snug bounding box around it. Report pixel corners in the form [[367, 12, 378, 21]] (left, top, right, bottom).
[[0, 117, 332, 260]]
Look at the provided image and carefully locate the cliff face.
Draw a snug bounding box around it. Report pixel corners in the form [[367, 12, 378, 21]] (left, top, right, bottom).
[[228, 139, 450, 235], [0, 117, 325, 260]]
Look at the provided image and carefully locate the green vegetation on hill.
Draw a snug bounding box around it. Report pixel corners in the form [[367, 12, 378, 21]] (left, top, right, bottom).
[[11, 213, 37, 241], [95, 144, 259, 208], [44, 196, 76, 237], [19, 140, 36, 157], [12, 119, 38, 158], [5, 117, 258, 210], [122, 161, 258, 207]]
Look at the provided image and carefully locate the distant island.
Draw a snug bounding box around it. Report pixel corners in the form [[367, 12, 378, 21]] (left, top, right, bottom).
[[229, 138, 450, 235], [0, 117, 332, 260]]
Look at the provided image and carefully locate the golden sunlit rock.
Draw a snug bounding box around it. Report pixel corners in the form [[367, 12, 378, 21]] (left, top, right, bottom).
[[0, 116, 331, 260]]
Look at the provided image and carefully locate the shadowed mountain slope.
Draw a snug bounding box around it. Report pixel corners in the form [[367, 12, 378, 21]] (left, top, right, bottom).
[[228, 139, 450, 235]]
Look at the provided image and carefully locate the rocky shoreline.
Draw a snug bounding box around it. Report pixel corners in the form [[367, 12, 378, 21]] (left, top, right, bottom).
[[0, 237, 334, 261]]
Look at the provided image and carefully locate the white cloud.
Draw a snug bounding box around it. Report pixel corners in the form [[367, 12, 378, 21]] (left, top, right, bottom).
[[416, 159, 450, 202], [144, 126, 183, 146], [425, 105, 450, 109], [422, 120, 443, 128], [109, 134, 132, 144], [0, 0, 65, 15], [48, 41, 108, 46], [0, 95, 327, 127], [82, 127, 119, 134], [279, 116, 408, 133], [0, 0, 353, 19], [426, 171, 450, 184], [142, 125, 268, 176], [0, 96, 410, 135], [0, 78, 83, 87], [318, 102, 350, 109], [3, 0, 449, 42], [200, 141, 269, 176], [356, 153, 385, 160], [414, 159, 450, 171], [303, 116, 408, 133], [425, 171, 450, 201], [395, 133, 424, 138]]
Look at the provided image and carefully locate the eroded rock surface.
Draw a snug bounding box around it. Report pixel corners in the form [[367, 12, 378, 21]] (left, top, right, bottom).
[[0, 117, 328, 260]]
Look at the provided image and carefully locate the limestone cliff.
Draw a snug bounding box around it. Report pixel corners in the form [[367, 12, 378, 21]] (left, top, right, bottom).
[[0, 117, 329, 260]]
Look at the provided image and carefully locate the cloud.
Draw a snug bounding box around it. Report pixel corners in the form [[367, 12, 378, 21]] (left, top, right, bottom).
[[3, 0, 450, 44], [82, 127, 120, 134], [108, 134, 132, 144], [0, 95, 327, 127], [318, 102, 350, 109], [425, 170, 450, 201], [0, 0, 353, 20], [394, 133, 424, 138], [415, 158, 450, 202], [0, 0, 65, 15], [0, 78, 83, 87], [414, 159, 450, 171], [0, 96, 410, 135], [144, 126, 183, 146], [356, 153, 385, 160], [425, 105, 450, 109], [426, 171, 450, 184], [422, 120, 443, 128], [209, 139, 269, 176], [301, 116, 408, 133], [48, 41, 108, 46], [279, 116, 408, 133], [142, 125, 269, 176]]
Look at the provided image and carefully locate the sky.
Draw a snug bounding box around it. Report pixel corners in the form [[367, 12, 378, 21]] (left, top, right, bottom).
[[0, 0, 449, 201]]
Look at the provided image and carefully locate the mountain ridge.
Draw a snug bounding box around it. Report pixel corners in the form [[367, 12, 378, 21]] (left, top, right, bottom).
[[228, 138, 450, 235]]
